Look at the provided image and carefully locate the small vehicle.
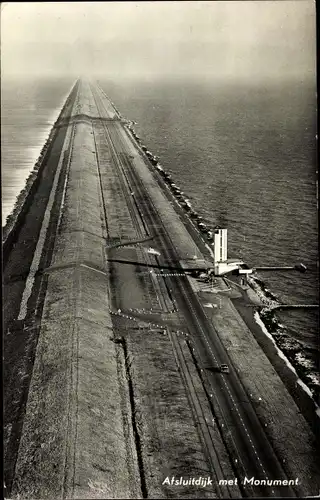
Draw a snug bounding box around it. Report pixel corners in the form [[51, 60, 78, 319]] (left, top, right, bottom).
[[220, 364, 230, 374], [205, 364, 229, 373]]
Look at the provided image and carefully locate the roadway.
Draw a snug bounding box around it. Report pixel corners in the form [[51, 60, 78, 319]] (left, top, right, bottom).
[[3, 79, 313, 498], [89, 82, 297, 497]]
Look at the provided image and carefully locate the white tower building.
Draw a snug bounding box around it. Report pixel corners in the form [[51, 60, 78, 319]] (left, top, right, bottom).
[[214, 228, 227, 264], [213, 228, 245, 276]]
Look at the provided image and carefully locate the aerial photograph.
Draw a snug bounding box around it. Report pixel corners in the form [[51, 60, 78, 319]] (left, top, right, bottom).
[[1, 1, 319, 498]]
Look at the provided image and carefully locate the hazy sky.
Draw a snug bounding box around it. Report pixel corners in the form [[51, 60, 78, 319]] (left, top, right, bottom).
[[1, 1, 316, 82]]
